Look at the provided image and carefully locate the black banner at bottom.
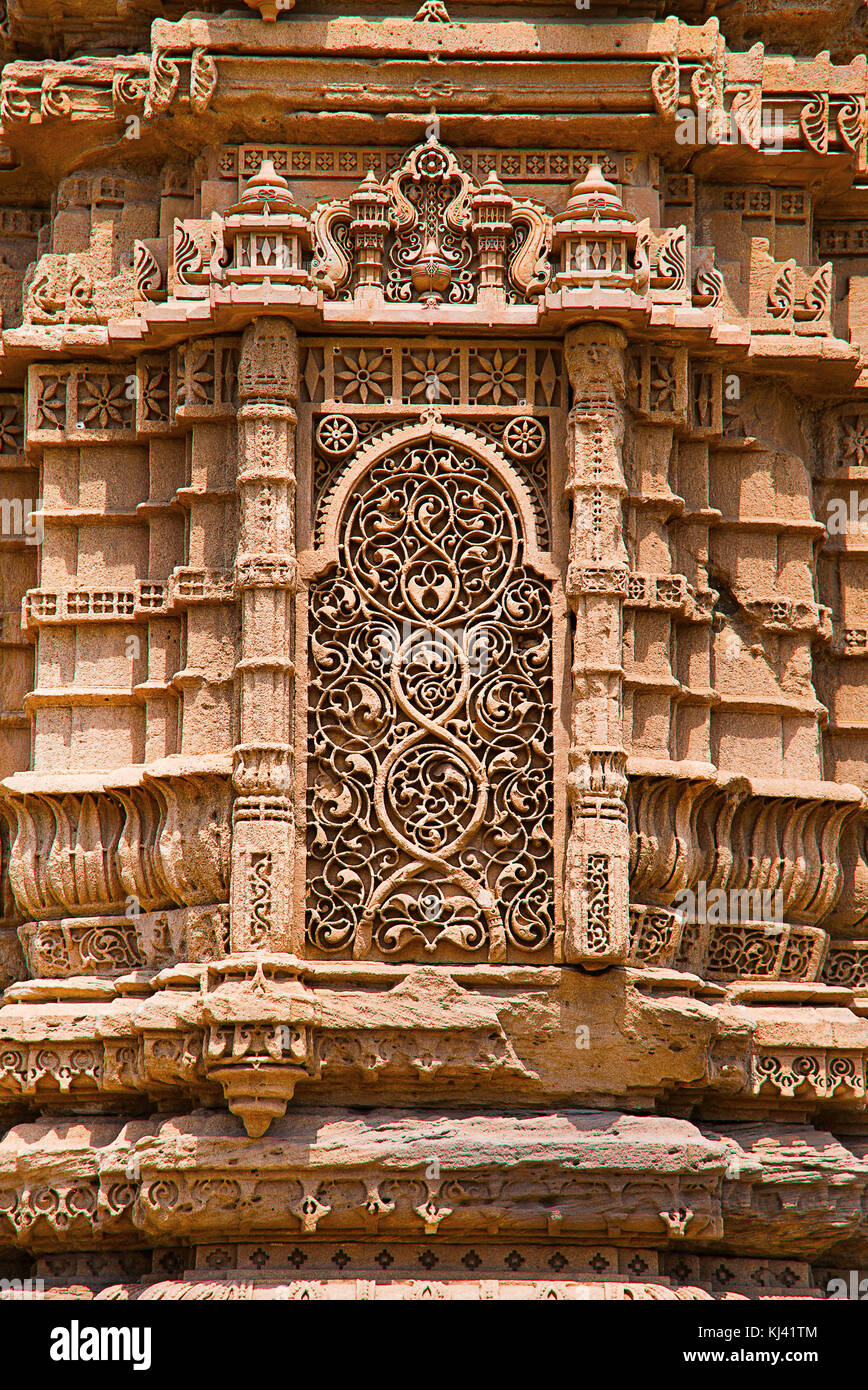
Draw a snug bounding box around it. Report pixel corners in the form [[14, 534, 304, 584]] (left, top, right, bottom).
[[0, 1292, 859, 1380]]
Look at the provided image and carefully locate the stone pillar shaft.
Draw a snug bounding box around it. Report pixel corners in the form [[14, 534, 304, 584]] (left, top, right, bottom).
[[230, 318, 299, 953], [563, 326, 630, 966]]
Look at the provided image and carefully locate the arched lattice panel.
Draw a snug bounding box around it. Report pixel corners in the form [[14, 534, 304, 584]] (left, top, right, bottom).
[[305, 426, 556, 962]]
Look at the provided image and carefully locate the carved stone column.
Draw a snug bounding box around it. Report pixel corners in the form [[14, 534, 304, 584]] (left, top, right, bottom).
[[231, 318, 299, 952], [563, 326, 630, 967]]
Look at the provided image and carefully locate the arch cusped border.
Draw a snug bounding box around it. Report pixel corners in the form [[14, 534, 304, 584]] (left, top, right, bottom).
[[308, 412, 559, 584]]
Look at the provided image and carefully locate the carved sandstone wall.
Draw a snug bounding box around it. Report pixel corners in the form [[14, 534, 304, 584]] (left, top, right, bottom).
[[1, 0, 868, 1301]]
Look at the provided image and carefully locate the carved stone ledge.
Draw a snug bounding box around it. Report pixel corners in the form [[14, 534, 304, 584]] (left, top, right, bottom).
[[0, 767, 231, 922], [0, 961, 743, 1120], [628, 763, 866, 928], [2, 957, 867, 1126], [1, 1110, 866, 1261]]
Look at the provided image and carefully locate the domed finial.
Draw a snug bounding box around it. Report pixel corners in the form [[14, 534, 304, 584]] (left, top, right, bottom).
[[234, 158, 297, 215], [564, 163, 626, 217]]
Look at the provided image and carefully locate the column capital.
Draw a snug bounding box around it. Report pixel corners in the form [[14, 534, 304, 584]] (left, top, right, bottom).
[[564, 325, 629, 409], [239, 317, 299, 404]]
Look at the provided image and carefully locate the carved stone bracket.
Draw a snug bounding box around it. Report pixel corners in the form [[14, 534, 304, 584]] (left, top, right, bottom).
[[202, 956, 317, 1137], [628, 765, 866, 928], [0, 769, 231, 923]]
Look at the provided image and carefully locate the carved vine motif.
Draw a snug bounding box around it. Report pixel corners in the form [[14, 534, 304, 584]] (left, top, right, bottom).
[[307, 435, 553, 959], [313, 411, 552, 553]]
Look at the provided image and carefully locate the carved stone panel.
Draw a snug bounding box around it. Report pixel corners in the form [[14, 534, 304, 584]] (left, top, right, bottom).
[[305, 420, 558, 962]]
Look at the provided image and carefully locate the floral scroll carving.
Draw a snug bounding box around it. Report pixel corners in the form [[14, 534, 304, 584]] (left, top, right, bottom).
[[306, 423, 555, 960]]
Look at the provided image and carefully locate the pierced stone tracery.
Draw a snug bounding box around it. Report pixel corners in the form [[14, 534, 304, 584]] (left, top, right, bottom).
[[306, 430, 554, 960]]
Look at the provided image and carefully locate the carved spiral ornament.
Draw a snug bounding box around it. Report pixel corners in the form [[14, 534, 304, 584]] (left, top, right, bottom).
[[307, 436, 554, 958]]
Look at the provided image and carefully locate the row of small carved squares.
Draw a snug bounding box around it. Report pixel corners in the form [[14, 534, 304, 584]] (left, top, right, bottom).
[[191, 1243, 657, 1279], [628, 906, 828, 983], [17, 905, 229, 978], [223, 145, 623, 188], [27, 341, 240, 442], [31, 1250, 165, 1283], [23, 348, 739, 442], [721, 187, 808, 221], [26, 1245, 664, 1285], [623, 574, 688, 610], [743, 597, 830, 636], [299, 340, 564, 410], [22, 572, 234, 628], [571, 571, 713, 625], [818, 223, 868, 256], [659, 1253, 810, 1292]]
